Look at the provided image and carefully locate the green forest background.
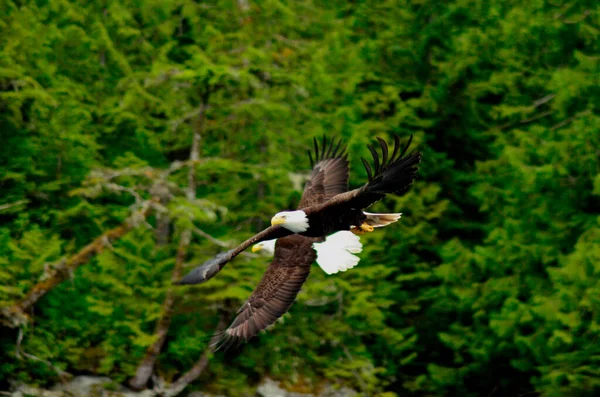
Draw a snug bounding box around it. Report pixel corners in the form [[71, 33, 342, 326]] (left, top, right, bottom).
[[1, 0, 599, 396]]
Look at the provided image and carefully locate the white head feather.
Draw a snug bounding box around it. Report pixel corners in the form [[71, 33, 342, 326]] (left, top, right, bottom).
[[252, 239, 277, 254], [270, 210, 309, 233]]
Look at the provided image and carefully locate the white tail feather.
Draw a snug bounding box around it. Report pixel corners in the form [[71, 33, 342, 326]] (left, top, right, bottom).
[[363, 212, 402, 227], [313, 231, 363, 275]]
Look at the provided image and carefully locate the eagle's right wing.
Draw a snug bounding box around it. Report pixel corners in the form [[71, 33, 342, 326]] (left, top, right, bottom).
[[305, 134, 421, 219], [298, 136, 349, 208]]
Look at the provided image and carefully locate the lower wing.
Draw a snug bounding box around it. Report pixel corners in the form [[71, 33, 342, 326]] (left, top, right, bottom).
[[175, 225, 292, 285], [211, 235, 315, 350]]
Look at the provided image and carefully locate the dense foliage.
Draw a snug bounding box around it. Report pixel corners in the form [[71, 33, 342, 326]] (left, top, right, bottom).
[[1, 0, 599, 396]]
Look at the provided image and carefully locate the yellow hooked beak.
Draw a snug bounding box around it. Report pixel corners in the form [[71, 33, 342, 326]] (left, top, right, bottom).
[[271, 215, 286, 226], [251, 244, 262, 253]]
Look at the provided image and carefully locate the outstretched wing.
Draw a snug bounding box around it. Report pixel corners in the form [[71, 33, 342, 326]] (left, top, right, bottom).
[[298, 136, 349, 208], [305, 134, 421, 217], [176, 225, 293, 285], [177, 137, 348, 285], [212, 235, 316, 350]]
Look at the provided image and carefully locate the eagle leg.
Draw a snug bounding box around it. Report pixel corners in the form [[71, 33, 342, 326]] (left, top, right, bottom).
[[350, 223, 375, 235]]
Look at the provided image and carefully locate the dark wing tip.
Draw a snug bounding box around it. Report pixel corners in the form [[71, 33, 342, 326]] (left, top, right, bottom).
[[360, 134, 420, 187], [376, 137, 389, 167], [389, 134, 399, 162], [398, 133, 413, 159], [331, 138, 343, 158], [307, 136, 348, 169], [212, 331, 246, 352], [192, 329, 242, 353], [175, 263, 217, 285], [341, 145, 349, 160], [361, 157, 373, 180], [367, 143, 380, 174], [175, 249, 235, 285], [378, 133, 416, 168], [325, 137, 334, 158]]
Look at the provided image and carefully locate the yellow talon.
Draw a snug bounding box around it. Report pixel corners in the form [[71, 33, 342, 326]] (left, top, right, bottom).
[[363, 223, 374, 232], [351, 223, 374, 235]]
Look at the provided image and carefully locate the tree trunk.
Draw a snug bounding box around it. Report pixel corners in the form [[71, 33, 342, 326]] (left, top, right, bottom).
[[162, 316, 227, 397], [129, 95, 208, 390], [128, 229, 191, 390]]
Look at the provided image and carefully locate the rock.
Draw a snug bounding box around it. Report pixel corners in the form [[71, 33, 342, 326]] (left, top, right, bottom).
[[52, 376, 113, 397], [10, 375, 357, 397], [256, 377, 313, 397], [255, 377, 358, 397], [318, 384, 357, 397], [12, 384, 64, 397], [188, 392, 226, 397], [10, 376, 156, 397]]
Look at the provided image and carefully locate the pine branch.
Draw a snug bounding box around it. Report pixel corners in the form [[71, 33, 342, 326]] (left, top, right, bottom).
[[128, 229, 191, 390], [192, 227, 230, 248], [0, 202, 153, 328], [87, 158, 214, 184], [563, 9, 590, 24], [0, 199, 28, 212], [498, 94, 556, 131], [342, 346, 370, 397], [15, 328, 72, 381], [191, 227, 257, 258], [104, 182, 143, 203], [160, 316, 227, 397], [129, 94, 209, 390], [550, 109, 591, 131]]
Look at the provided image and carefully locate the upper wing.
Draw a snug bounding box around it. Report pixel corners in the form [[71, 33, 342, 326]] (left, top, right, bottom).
[[305, 134, 422, 217], [298, 136, 349, 208], [176, 225, 293, 285], [212, 234, 316, 349]]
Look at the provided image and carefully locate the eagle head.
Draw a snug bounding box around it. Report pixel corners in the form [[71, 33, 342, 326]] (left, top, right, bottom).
[[270, 210, 309, 233], [252, 239, 277, 254]]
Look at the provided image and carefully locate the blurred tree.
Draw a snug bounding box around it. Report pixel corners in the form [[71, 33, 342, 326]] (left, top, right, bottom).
[[1, 0, 599, 396]]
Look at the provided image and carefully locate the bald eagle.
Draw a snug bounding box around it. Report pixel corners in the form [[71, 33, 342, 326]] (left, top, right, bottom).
[[177, 135, 421, 348], [178, 134, 420, 286]]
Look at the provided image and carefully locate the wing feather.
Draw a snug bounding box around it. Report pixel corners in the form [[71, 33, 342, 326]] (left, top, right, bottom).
[[212, 235, 316, 349], [377, 137, 388, 167], [176, 225, 293, 285], [303, 134, 421, 222], [298, 137, 349, 208]]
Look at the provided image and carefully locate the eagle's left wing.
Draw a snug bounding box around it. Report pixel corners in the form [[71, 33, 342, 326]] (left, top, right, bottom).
[[212, 234, 316, 350], [176, 225, 292, 285]]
